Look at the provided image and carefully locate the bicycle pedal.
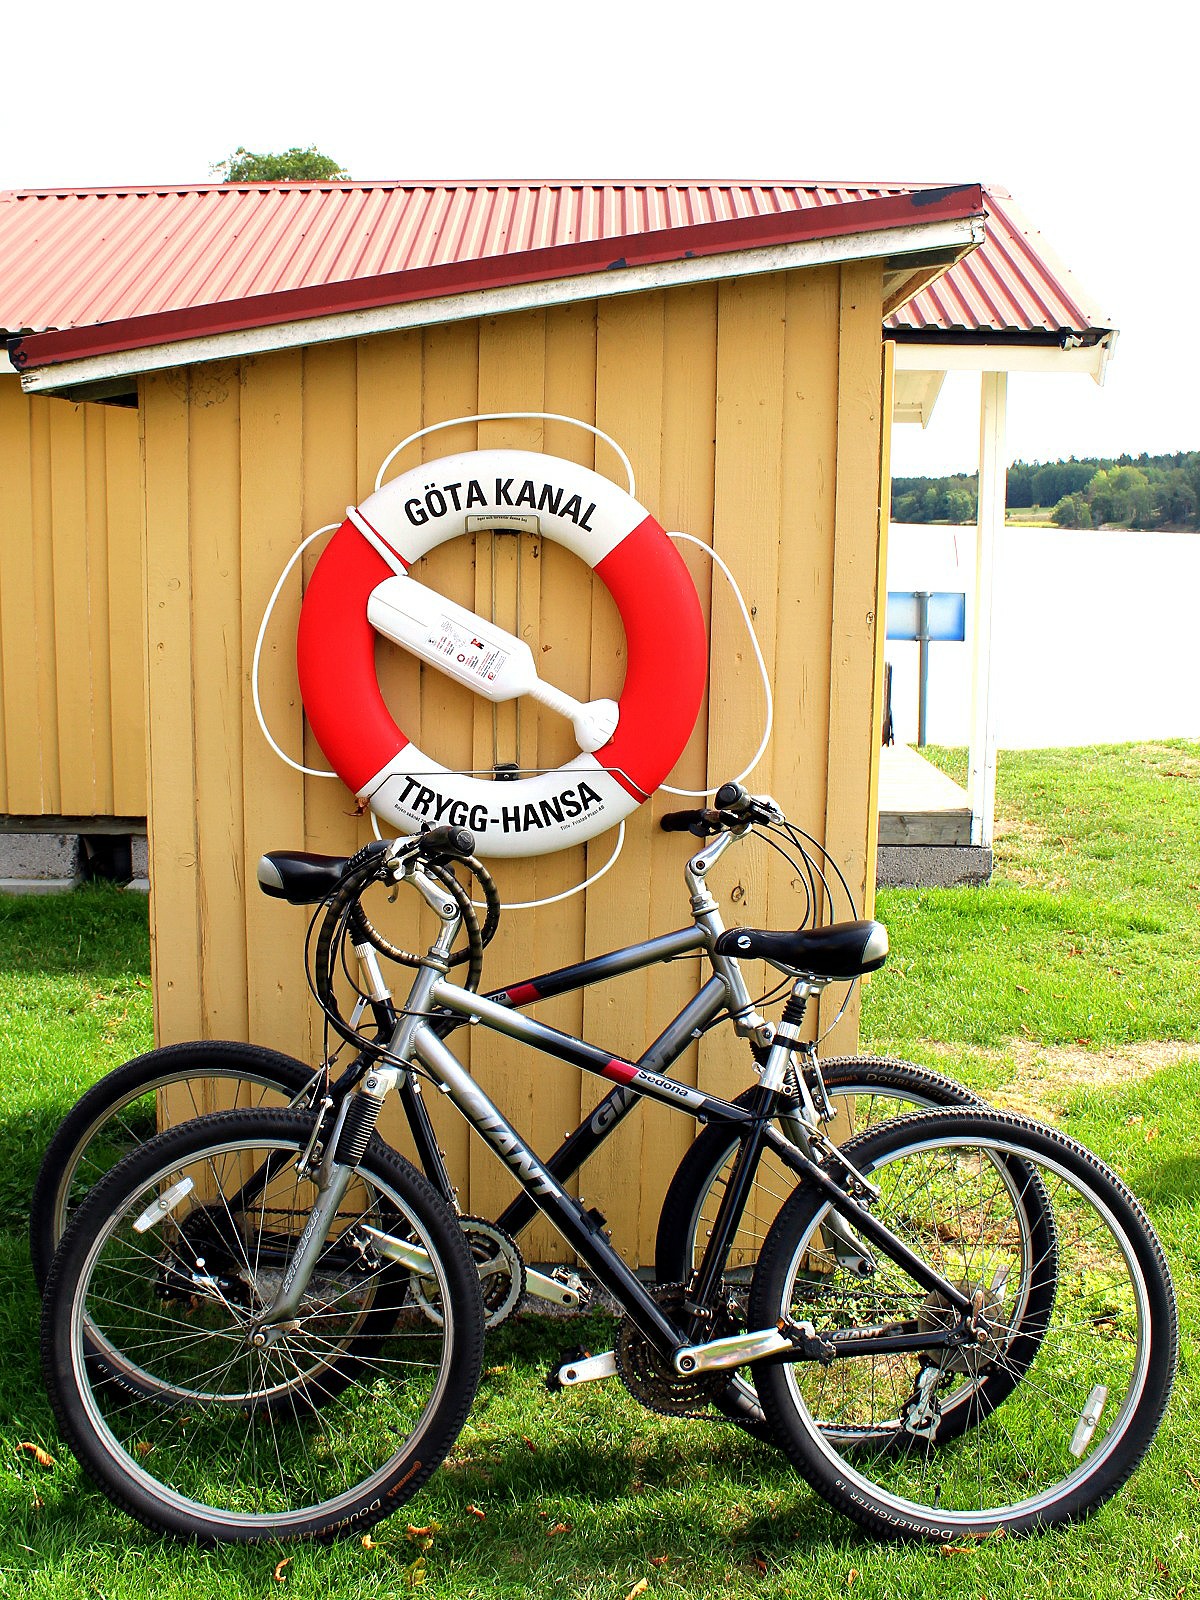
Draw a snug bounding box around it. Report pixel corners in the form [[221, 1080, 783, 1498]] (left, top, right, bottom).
[[545, 1345, 591, 1392]]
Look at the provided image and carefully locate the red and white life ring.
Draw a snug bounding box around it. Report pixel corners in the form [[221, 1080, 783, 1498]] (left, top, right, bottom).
[[297, 449, 707, 859]]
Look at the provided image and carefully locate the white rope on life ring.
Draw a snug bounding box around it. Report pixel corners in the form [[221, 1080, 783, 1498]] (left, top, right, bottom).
[[296, 449, 707, 860]]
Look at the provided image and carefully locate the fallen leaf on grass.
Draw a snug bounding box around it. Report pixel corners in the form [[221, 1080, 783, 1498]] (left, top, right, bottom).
[[135, 1442, 155, 1457], [522, 1436, 538, 1451], [1155, 1559, 1170, 1577], [649, 1555, 670, 1567], [847, 1570, 859, 1587], [545, 1521, 570, 1538], [362, 1534, 378, 1549], [272, 1557, 291, 1582], [624, 1581, 649, 1600], [751, 1557, 768, 1573], [466, 1504, 486, 1520], [406, 1554, 427, 1588], [406, 1523, 439, 1540], [16, 1443, 54, 1469]]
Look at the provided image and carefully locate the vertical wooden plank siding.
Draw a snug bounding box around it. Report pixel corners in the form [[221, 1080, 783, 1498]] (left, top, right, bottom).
[[142, 371, 204, 1043], [0, 378, 40, 810], [106, 405, 147, 816], [238, 351, 310, 1062], [144, 260, 889, 1263], [0, 377, 143, 818], [821, 261, 887, 1050]]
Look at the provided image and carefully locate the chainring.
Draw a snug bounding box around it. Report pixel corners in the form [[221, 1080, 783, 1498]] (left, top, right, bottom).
[[614, 1285, 728, 1419], [411, 1215, 526, 1330]]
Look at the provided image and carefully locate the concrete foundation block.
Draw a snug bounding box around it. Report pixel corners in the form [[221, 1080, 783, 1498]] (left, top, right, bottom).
[[876, 844, 993, 889], [0, 832, 80, 891]]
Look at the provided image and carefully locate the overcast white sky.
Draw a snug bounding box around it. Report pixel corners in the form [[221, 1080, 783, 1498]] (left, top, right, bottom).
[[5, 1, 1195, 476]]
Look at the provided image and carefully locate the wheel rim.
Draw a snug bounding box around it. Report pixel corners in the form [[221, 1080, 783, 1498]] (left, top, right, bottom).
[[67, 1130, 460, 1530], [51, 1067, 319, 1252], [770, 1132, 1156, 1528]]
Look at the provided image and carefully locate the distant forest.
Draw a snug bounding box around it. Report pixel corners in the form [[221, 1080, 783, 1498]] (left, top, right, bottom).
[[892, 451, 1200, 530]]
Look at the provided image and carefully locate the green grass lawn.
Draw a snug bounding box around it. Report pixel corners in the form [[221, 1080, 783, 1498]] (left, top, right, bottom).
[[3, 746, 1199, 1597]]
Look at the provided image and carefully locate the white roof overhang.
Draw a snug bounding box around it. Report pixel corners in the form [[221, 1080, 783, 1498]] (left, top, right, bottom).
[[890, 333, 1116, 425]]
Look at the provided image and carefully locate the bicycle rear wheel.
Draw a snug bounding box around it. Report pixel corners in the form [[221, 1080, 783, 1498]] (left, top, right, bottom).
[[654, 1056, 978, 1290], [31, 1041, 318, 1290], [748, 1108, 1176, 1541], [41, 1108, 485, 1544]]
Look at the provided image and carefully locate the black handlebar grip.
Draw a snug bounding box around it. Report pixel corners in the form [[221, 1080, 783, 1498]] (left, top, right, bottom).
[[417, 824, 477, 861], [714, 781, 748, 812], [660, 810, 705, 833]]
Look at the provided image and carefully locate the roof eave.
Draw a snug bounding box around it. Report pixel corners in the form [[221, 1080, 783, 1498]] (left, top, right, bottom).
[[15, 187, 985, 396], [889, 330, 1117, 386]]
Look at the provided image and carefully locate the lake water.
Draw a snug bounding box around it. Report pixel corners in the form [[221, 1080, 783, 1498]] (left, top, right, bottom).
[[884, 523, 1200, 749]]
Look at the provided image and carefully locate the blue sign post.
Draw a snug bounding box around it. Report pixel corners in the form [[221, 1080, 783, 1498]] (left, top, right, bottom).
[[886, 591, 966, 746]]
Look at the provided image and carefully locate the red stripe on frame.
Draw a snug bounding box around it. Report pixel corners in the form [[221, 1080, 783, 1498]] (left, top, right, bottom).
[[602, 1059, 639, 1084], [504, 982, 541, 1006]]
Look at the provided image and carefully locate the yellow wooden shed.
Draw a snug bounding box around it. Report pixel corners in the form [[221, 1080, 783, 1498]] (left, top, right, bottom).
[[10, 180, 987, 1260]]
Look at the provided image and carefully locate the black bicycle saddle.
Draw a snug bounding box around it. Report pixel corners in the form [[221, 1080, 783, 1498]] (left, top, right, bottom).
[[713, 918, 888, 979], [257, 851, 350, 905]]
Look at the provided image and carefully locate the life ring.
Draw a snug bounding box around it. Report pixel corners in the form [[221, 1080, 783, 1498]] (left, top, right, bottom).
[[297, 449, 707, 859]]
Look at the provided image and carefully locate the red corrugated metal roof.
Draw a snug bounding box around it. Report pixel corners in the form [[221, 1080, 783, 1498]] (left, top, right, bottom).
[[0, 180, 930, 336], [0, 179, 1106, 376], [886, 188, 1113, 341]]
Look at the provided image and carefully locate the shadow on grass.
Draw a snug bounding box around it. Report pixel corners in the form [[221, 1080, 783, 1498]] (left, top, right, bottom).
[[1126, 1154, 1200, 1209], [0, 1104, 75, 1230]]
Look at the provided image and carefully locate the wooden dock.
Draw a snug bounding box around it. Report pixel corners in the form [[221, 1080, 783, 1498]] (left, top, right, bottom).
[[878, 744, 972, 846]]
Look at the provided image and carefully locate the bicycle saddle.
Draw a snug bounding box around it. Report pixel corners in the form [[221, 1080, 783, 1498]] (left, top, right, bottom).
[[258, 851, 350, 905], [714, 919, 888, 979]]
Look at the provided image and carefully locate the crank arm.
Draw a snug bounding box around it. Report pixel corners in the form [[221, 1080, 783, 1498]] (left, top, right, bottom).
[[673, 1320, 833, 1374], [550, 1350, 618, 1386], [523, 1268, 584, 1307]]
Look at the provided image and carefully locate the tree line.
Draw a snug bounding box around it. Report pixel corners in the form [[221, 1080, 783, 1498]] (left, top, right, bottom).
[[892, 451, 1200, 531]]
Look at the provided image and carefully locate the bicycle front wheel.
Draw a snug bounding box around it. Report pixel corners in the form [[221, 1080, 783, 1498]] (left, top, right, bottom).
[[748, 1109, 1177, 1541], [41, 1108, 485, 1544], [31, 1040, 319, 1290]]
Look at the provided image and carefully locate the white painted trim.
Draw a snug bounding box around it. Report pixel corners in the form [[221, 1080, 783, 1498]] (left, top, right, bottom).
[[968, 371, 1006, 850], [19, 215, 984, 394], [891, 336, 1113, 381], [892, 368, 947, 427], [0, 348, 16, 374]]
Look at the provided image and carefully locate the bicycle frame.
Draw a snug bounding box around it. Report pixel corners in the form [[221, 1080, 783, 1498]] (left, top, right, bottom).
[[345, 830, 776, 1243], [262, 841, 976, 1369]]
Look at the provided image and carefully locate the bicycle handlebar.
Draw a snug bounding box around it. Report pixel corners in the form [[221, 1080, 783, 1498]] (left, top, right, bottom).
[[659, 785, 780, 838], [412, 824, 477, 863]]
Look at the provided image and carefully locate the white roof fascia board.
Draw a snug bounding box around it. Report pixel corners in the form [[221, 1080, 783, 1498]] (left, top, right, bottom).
[[20, 214, 984, 396], [1, 348, 16, 374], [890, 335, 1114, 383]]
